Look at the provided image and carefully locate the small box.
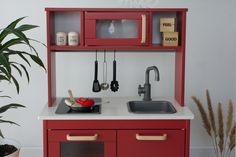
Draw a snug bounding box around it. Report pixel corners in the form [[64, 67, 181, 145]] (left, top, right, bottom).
[[160, 18, 175, 32], [163, 32, 178, 46]]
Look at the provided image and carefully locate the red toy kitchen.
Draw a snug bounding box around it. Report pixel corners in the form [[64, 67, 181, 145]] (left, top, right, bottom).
[[39, 8, 194, 157]]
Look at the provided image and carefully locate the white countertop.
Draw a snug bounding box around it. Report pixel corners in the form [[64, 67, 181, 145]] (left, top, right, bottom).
[[38, 97, 194, 120]]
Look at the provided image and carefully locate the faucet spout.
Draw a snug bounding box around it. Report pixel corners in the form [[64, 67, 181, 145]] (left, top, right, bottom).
[[145, 66, 160, 84], [138, 66, 160, 101]]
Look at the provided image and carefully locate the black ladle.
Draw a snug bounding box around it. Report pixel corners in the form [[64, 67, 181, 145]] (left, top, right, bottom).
[[92, 51, 101, 92], [101, 50, 109, 90]]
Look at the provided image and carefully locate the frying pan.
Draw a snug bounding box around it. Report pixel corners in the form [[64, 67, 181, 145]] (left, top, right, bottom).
[[66, 90, 94, 112], [64, 98, 94, 112]]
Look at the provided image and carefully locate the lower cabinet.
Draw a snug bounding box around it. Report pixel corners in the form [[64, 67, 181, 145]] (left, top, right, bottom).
[[44, 120, 190, 157], [117, 130, 185, 157]]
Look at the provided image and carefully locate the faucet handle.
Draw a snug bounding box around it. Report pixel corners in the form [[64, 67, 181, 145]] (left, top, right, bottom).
[[138, 85, 144, 96]]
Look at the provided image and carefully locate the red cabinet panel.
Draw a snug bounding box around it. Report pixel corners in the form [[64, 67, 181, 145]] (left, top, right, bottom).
[[85, 12, 149, 46], [118, 129, 185, 157], [48, 130, 116, 157]]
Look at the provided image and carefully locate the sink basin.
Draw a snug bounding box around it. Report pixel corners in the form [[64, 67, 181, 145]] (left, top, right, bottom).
[[127, 101, 177, 114]]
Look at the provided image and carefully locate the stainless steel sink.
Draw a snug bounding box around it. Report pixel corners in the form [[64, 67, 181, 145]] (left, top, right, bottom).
[[127, 101, 177, 114]]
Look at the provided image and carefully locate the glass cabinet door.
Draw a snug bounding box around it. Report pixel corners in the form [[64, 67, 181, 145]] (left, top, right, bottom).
[[96, 19, 138, 39], [48, 130, 116, 157], [85, 12, 149, 46]]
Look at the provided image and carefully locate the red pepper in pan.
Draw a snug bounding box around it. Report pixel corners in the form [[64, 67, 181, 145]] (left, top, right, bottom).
[[76, 98, 95, 107]]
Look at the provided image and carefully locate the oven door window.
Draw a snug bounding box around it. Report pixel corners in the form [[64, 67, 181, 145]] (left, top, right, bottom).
[[61, 142, 104, 157]]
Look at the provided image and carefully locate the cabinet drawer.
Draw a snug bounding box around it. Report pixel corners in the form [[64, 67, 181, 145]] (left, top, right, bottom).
[[118, 129, 185, 157], [48, 130, 116, 142]]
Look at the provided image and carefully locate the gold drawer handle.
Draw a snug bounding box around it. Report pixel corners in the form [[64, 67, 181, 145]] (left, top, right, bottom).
[[141, 14, 146, 44], [136, 134, 167, 141], [66, 134, 98, 141]]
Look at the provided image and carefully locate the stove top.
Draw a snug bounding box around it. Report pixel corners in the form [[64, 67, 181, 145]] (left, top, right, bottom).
[[55, 98, 102, 114]]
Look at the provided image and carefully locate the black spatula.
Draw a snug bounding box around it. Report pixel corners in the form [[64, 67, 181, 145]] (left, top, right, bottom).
[[92, 51, 101, 92]]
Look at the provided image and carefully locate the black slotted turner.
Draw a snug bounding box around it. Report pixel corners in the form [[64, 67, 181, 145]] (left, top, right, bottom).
[[110, 51, 119, 92]]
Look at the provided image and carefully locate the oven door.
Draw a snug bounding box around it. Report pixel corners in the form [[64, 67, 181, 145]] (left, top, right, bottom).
[[85, 12, 149, 46], [48, 130, 116, 157]]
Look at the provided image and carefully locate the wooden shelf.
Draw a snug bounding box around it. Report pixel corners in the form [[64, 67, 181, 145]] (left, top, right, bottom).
[[50, 45, 181, 52]]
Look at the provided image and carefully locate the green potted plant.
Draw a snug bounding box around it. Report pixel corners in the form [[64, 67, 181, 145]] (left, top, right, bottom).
[[0, 17, 45, 157]]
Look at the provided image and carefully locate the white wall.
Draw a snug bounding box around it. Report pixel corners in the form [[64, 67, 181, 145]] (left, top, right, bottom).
[[0, 0, 235, 157]]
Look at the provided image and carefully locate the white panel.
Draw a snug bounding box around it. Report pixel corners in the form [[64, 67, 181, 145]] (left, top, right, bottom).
[[55, 52, 175, 98]]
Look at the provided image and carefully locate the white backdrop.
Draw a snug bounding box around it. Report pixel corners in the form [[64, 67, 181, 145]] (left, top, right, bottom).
[[0, 0, 235, 157]]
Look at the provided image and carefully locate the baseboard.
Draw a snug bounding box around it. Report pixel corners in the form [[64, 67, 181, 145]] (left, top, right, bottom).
[[20, 147, 43, 157], [20, 147, 235, 157]]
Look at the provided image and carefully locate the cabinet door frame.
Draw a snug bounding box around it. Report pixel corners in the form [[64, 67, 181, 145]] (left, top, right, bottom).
[[48, 130, 116, 157], [117, 129, 185, 157], [85, 12, 149, 46]]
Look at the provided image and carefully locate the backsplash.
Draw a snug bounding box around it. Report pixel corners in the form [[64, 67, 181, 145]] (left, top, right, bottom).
[[55, 52, 175, 98]]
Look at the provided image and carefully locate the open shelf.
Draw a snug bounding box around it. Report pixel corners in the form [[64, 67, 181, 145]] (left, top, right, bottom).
[[49, 11, 83, 46]]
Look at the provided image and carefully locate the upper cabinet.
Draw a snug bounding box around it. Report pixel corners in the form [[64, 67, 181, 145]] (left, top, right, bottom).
[[85, 12, 149, 46], [45, 8, 187, 51]]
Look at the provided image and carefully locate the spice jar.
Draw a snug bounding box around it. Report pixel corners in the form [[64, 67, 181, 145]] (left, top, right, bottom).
[[56, 32, 67, 46], [68, 32, 79, 46]]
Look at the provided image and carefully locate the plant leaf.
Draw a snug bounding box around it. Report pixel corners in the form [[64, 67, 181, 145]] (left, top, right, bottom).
[[0, 129, 4, 138], [11, 76, 20, 93], [0, 119, 20, 126], [0, 95, 11, 98], [0, 103, 25, 114], [0, 53, 11, 74], [0, 74, 9, 81], [29, 54, 46, 70], [5, 17, 26, 30], [4, 49, 31, 67], [0, 17, 26, 43], [0, 38, 22, 52], [16, 51, 31, 66], [11, 63, 22, 77], [29, 38, 47, 47], [16, 24, 39, 32], [19, 64, 30, 82], [19, 42, 39, 56], [0, 66, 10, 79], [9, 28, 30, 45], [10, 62, 30, 82]]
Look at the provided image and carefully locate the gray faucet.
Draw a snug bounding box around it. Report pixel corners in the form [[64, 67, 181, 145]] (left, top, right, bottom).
[[138, 66, 160, 101]]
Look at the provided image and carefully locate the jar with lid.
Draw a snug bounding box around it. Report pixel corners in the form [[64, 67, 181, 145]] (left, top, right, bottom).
[[68, 32, 79, 46], [56, 32, 67, 46]]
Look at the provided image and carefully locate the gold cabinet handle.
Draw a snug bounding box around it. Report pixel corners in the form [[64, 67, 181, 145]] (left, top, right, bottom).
[[66, 134, 98, 141], [141, 14, 147, 44], [136, 134, 167, 141]]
